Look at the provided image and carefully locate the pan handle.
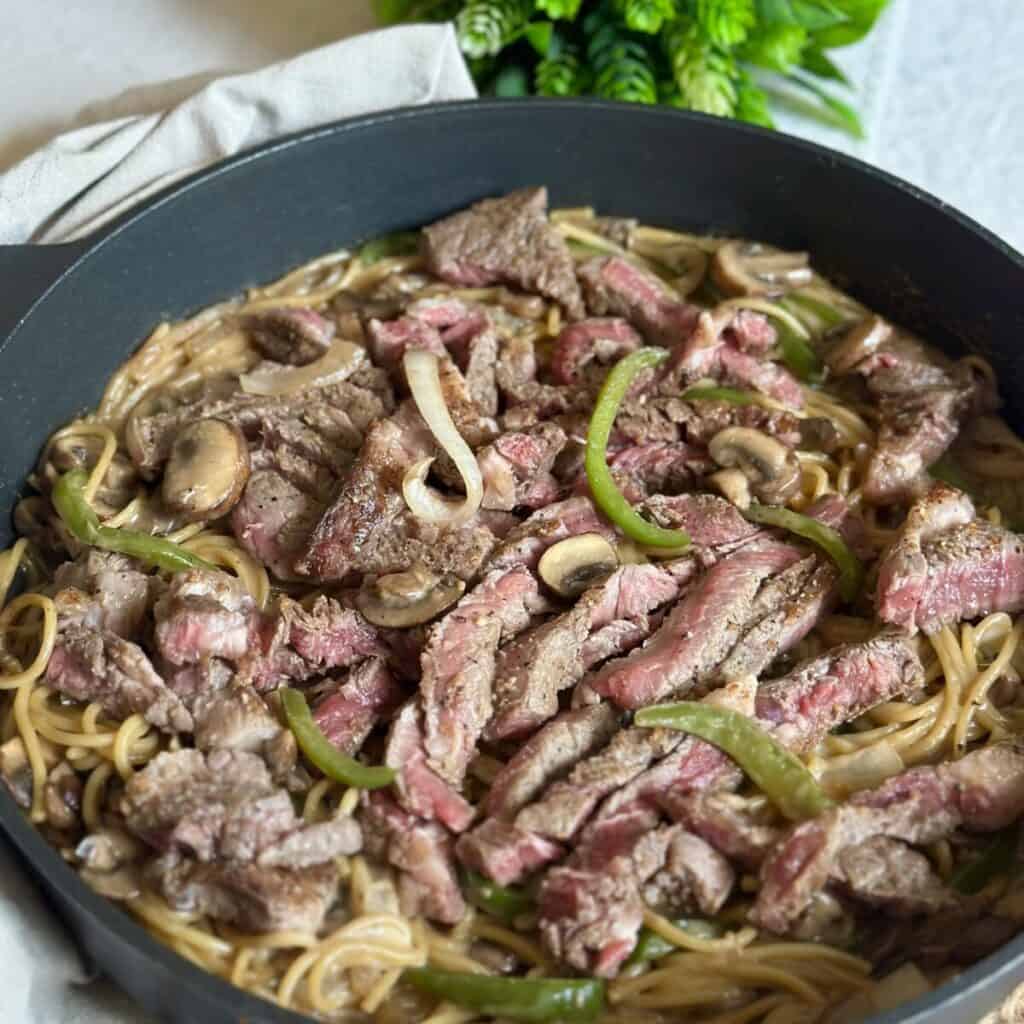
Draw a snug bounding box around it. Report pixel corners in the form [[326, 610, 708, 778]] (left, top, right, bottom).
[[0, 242, 89, 341]]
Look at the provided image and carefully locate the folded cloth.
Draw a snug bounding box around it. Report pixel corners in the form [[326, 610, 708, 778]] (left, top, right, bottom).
[[0, 24, 473, 1024], [0, 23, 476, 244]]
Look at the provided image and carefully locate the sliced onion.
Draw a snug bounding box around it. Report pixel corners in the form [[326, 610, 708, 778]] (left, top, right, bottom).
[[239, 339, 365, 396], [402, 350, 483, 526], [816, 741, 904, 799]]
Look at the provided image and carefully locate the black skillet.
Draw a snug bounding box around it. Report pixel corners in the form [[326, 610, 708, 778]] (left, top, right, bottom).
[[1, 100, 1023, 1024]]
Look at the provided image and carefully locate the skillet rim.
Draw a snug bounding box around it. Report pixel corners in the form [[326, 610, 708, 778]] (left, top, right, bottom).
[[1, 97, 1023, 1024]]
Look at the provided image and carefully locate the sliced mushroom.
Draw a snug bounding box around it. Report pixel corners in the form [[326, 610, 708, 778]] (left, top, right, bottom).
[[76, 829, 143, 872], [161, 418, 250, 523], [798, 416, 841, 454], [825, 315, 892, 376], [708, 426, 801, 506], [538, 533, 619, 599], [80, 865, 142, 901], [356, 565, 465, 628], [43, 761, 82, 832], [0, 736, 34, 809], [245, 307, 335, 366], [709, 468, 752, 510], [711, 241, 812, 298]]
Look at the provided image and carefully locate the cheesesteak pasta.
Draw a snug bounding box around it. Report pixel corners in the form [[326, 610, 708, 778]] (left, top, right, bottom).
[[2, 188, 1023, 1023]]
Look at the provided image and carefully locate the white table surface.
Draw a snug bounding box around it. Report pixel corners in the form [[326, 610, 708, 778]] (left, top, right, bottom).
[[2, 1, 1023, 1021]]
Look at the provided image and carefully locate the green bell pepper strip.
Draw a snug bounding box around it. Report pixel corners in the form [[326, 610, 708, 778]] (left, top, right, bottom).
[[783, 293, 846, 328], [280, 688, 396, 789], [52, 470, 217, 575], [404, 968, 606, 1023], [625, 917, 724, 967], [635, 702, 834, 821], [682, 385, 758, 406], [775, 322, 824, 383], [951, 829, 1019, 895], [742, 502, 864, 604], [465, 871, 534, 924], [585, 348, 690, 549], [357, 230, 420, 266]]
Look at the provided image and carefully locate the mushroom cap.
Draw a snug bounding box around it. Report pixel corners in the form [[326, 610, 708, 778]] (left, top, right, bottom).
[[161, 418, 250, 524], [538, 533, 619, 599], [826, 315, 892, 376], [356, 566, 465, 628], [708, 426, 801, 506], [711, 241, 812, 298]]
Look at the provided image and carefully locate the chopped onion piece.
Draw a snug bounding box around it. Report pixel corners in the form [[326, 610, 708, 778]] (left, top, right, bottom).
[[871, 963, 931, 1011], [815, 741, 903, 799], [239, 339, 365, 396], [402, 350, 483, 526]]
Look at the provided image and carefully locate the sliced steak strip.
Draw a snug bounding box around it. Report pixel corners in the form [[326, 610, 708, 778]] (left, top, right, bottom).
[[423, 187, 584, 318], [588, 539, 803, 709], [486, 563, 686, 741], [615, 394, 802, 450], [231, 469, 325, 581], [46, 627, 192, 733], [128, 377, 393, 478], [154, 570, 257, 666], [52, 550, 150, 638], [421, 566, 547, 785], [836, 836, 957, 917], [455, 818, 564, 888], [478, 423, 567, 512], [854, 342, 996, 502], [297, 405, 499, 581], [578, 256, 699, 347], [362, 791, 466, 924], [713, 554, 838, 684], [192, 687, 282, 753], [605, 443, 711, 501], [876, 483, 1024, 634], [155, 856, 338, 933], [385, 700, 475, 833], [488, 496, 619, 573], [312, 657, 403, 755], [665, 791, 780, 870], [514, 727, 682, 845], [537, 636, 925, 974], [484, 705, 620, 820], [753, 630, 924, 753], [640, 827, 736, 918], [121, 749, 361, 866], [245, 308, 334, 365], [368, 315, 445, 369], [753, 737, 1024, 934], [550, 318, 641, 386], [638, 492, 761, 554]]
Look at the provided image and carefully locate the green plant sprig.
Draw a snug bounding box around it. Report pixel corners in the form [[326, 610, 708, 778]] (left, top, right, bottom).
[[374, 0, 889, 137]]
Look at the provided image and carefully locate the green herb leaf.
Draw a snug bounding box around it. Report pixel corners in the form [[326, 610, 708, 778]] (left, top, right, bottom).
[[615, 0, 680, 35], [695, 0, 757, 47], [536, 42, 591, 96], [756, 0, 849, 29], [800, 45, 851, 84], [457, 0, 533, 59], [521, 21, 555, 55], [536, 0, 584, 19], [812, 0, 889, 47], [493, 64, 531, 96], [739, 23, 808, 72], [663, 18, 738, 117], [785, 72, 864, 137]]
